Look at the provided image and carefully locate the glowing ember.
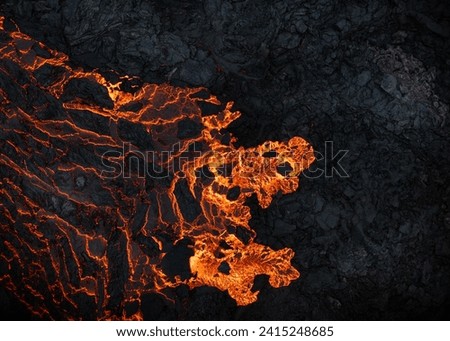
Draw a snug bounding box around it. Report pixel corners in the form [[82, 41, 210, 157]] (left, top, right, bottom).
[[0, 17, 315, 319]]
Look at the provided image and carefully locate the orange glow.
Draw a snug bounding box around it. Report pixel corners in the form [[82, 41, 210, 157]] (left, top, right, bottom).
[[0, 17, 315, 319]]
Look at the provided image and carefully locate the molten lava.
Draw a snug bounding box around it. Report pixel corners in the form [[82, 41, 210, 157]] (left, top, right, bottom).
[[0, 16, 315, 319]]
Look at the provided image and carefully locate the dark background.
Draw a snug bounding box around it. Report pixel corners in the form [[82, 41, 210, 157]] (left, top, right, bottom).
[[1, 0, 449, 320]]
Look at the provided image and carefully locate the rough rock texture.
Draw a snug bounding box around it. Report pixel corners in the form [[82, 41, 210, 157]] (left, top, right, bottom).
[[1, 0, 449, 320]]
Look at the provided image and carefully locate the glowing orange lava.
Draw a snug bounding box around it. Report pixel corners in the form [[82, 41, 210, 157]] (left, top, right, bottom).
[[0, 16, 315, 319]]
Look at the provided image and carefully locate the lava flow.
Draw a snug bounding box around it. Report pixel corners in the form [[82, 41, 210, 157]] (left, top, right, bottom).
[[0, 16, 315, 320]]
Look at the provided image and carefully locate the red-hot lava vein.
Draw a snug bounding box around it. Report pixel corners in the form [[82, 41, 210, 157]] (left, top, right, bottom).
[[0, 17, 315, 320]]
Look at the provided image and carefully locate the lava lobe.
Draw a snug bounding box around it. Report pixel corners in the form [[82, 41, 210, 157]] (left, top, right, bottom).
[[0, 16, 315, 320]]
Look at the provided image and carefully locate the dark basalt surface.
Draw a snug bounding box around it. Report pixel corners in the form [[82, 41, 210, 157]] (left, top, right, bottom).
[[1, 0, 449, 320]]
